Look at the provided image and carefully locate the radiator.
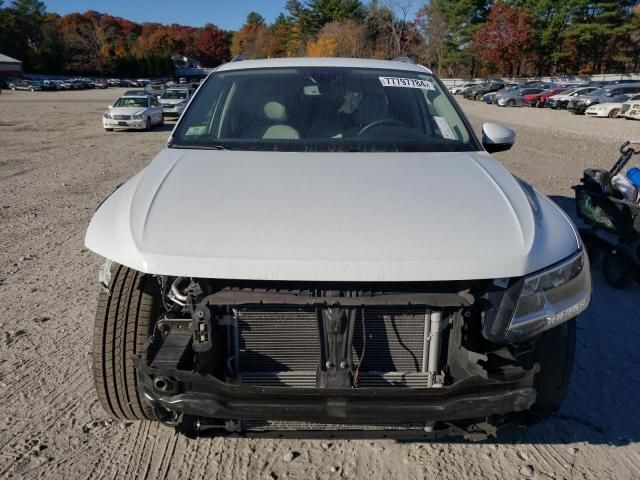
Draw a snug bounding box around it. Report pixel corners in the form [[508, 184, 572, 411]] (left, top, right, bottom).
[[234, 307, 430, 388]]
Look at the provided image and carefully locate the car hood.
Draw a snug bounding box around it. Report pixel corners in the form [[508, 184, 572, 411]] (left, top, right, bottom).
[[589, 102, 622, 108], [85, 149, 579, 281], [109, 107, 147, 116], [159, 98, 186, 105]]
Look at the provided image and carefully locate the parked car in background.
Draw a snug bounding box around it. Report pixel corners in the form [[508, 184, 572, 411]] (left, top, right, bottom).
[[488, 85, 522, 104], [123, 89, 150, 97], [145, 83, 166, 97], [40, 79, 59, 90], [450, 82, 480, 95], [523, 87, 568, 108], [585, 102, 624, 118], [625, 100, 640, 120], [93, 79, 110, 89], [103, 95, 164, 131], [66, 80, 83, 90], [620, 94, 640, 119], [568, 84, 640, 114], [52, 80, 71, 90], [135, 78, 151, 87], [8, 79, 42, 91], [546, 86, 599, 109], [465, 81, 506, 100], [159, 87, 193, 118], [458, 82, 483, 97], [496, 87, 545, 107]]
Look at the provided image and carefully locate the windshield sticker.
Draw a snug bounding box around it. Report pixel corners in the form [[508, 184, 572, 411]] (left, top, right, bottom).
[[185, 125, 207, 136], [379, 77, 436, 90], [433, 116, 456, 140]]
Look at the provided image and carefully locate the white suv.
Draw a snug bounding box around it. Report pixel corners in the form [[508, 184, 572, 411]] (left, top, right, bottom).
[[86, 57, 591, 439]]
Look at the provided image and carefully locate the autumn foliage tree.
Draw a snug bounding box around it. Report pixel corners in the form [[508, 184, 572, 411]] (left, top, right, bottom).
[[1, 0, 639, 77], [306, 20, 366, 57], [472, 2, 534, 77]]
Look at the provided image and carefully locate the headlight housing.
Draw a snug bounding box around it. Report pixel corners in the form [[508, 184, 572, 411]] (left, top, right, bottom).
[[133, 112, 144, 120], [103, 112, 111, 119], [483, 250, 591, 343]]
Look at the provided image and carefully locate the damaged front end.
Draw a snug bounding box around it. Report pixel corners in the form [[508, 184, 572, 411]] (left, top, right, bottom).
[[134, 276, 560, 439]]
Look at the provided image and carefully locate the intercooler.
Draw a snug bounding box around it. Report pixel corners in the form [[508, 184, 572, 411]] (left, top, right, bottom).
[[232, 307, 438, 388]]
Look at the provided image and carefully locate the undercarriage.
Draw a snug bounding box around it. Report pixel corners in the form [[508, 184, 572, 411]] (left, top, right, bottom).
[[137, 277, 542, 438]]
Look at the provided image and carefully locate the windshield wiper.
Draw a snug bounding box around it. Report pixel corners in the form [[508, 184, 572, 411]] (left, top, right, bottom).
[[169, 143, 232, 151]]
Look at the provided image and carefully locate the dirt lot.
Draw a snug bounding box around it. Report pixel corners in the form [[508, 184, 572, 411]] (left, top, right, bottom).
[[1, 88, 640, 480]]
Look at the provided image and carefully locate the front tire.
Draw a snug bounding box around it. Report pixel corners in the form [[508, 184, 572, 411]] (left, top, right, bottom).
[[507, 99, 516, 107], [608, 109, 620, 118], [145, 117, 151, 131], [528, 318, 576, 422], [92, 264, 161, 420]]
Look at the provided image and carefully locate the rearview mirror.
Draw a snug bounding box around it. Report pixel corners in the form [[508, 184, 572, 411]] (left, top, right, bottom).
[[482, 122, 515, 153]]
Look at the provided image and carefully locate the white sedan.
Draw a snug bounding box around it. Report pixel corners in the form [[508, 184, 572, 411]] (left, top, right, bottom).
[[103, 95, 164, 131], [585, 102, 623, 118], [625, 100, 640, 120]]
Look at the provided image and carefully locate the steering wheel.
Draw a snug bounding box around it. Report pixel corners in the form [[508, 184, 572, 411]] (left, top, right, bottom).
[[357, 118, 407, 136]]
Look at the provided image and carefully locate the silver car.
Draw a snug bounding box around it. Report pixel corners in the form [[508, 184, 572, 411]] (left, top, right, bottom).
[[496, 87, 544, 107]]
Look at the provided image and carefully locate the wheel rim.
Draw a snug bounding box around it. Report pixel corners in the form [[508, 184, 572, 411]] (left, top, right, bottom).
[[609, 109, 619, 118]]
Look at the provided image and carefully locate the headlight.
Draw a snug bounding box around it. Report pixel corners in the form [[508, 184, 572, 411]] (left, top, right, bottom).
[[133, 113, 144, 120], [584, 99, 592, 105], [103, 112, 111, 119], [483, 250, 591, 343]]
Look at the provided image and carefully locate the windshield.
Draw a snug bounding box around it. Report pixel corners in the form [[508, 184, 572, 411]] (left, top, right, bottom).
[[585, 88, 604, 97], [113, 97, 147, 108], [171, 67, 477, 152], [162, 90, 188, 100]]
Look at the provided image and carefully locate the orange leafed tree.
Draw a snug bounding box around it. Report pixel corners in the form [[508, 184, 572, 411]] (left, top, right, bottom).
[[307, 34, 338, 56], [472, 1, 534, 77]]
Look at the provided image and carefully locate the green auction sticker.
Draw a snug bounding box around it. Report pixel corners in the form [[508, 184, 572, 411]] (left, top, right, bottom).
[[185, 125, 207, 136]]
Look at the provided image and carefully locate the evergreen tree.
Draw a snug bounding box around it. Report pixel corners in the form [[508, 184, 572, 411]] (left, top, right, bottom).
[[305, 0, 365, 35]]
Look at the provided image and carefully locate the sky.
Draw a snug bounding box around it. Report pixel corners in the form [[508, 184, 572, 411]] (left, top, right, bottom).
[[43, 0, 289, 30]]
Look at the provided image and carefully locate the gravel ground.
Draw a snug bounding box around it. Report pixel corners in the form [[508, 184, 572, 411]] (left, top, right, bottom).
[[1, 89, 640, 479]]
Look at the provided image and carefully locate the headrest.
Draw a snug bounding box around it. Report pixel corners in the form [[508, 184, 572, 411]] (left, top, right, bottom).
[[264, 101, 286, 122]]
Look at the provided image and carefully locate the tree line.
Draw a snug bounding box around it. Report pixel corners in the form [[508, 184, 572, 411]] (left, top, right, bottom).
[[1, 0, 639, 78]]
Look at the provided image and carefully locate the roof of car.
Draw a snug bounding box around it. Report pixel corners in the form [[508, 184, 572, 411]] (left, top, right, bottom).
[[215, 57, 432, 74]]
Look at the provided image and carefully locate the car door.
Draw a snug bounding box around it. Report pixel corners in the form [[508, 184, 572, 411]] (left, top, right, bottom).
[[150, 97, 162, 123]]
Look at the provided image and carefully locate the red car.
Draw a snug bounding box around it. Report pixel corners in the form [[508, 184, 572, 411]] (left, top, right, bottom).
[[523, 87, 568, 107]]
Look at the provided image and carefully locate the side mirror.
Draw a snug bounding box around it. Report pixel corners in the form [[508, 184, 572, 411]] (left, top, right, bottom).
[[482, 122, 515, 153]]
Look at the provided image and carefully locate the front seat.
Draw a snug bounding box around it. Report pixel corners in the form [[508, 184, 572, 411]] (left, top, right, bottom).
[[262, 101, 300, 140]]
